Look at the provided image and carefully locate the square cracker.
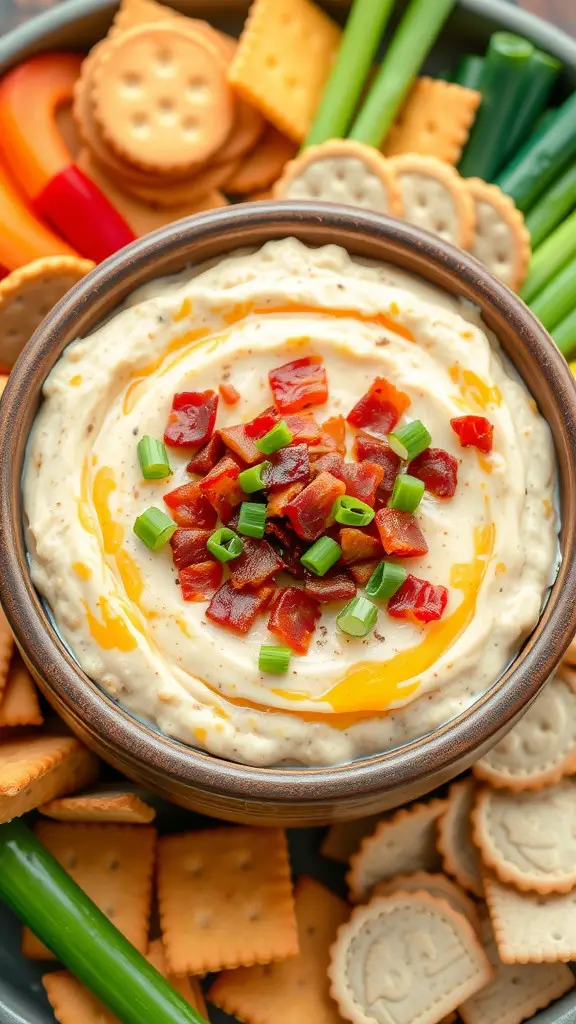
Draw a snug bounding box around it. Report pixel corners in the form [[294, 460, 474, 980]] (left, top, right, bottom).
[[484, 870, 576, 964], [383, 77, 481, 165], [0, 602, 15, 699], [0, 734, 99, 824], [228, 0, 341, 143], [0, 656, 43, 728], [209, 876, 348, 1024], [39, 787, 155, 823], [157, 826, 298, 975], [23, 822, 156, 958]]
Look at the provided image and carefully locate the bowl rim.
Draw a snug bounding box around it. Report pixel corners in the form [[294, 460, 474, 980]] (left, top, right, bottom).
[[1, 200, 576, 802]]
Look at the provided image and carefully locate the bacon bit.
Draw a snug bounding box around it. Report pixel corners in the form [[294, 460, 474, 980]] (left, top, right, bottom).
[[219, 383, 241, 405], [186, 434, 225, 475], [180, 560, 223, 601], [355, 436, 401, 503], [339, 527, 382, 564], [284, 471, 346, 541], [268, 586, 321, 653], [228, 537, 285, 590], [284, 412, 321, 444], [218, 424, 262, 466], [164, 390, 218, 448], [164, 481, 217, 529], [311, 451, 383, 506], [451, 415, 494, 454], [269, 356, 328, 413], [388, 574, 449, 623], [408, 448, 459, 498], [312, 452, 344, 477], [206, 580, 275, 634], [199, 456, 243, 523], [348, 559, 380, 586], [347, 377, 411, 438], [170, 528, 212, 570], [304, 571, 356, 603], [266, 482, 305, 517], [318, 414, 347, 454], [244, 407, 279, 439], [265, 520, 305, 579], [375, 508, 428, 557], [264, 443, 310, 492]]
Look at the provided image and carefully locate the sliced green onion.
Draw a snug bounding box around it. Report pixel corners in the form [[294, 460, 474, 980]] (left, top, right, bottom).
[[136, 435, 171, 480], [133, 507, 176, 550], [237, 501, 267, 538], [206, 527, 243, 562], [366, 561, 408, 599], [255, 421, 293, 454], [388, 474, 425, 512], [300, 536, 342, 576], [332, 494, 375, 527], [238, 461, 271, 493], [258, 645, 292, 673], [336, 596, 378, 637], [388, 420, 431, 460]]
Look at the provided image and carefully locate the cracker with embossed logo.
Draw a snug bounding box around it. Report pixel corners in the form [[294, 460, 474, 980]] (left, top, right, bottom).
[[374, 870, 481, 933], [329, 891, 493, 1024], [483, 871, 576, 964], [472, 779, 576, 893], [473, 673, 576, 790], [438, 777, 484, 897]]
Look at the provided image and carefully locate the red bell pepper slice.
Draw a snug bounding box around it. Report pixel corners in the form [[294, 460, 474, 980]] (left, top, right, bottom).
[[269, 356, 328, 413], [164, 390, 218, 449], [388, 574, 449, 623], [170, 528, 212, 570], [179, 560, 223, 602], [266, 482, 305, 518], [348, 559, 381, 586], [347, 377, 411, 438], [339, 528, 382, 564], [219, 383, 240, 405], [206, 580, 275, 634], [228, 537, 285, 590], [186, 434, 225, 476], [284, 471, 346, 541], [375, 508, 428, 557], [267, 586, 321, 653], [164, 481, 217, 530], [450, 415, 494, 454], [408, 448, 459, 498], [355, 436, 401, 504], [304, 571, 356, 603], [244, 407, 279, 439], [199, 456, 243, 524], [264, 443, 310, 491]]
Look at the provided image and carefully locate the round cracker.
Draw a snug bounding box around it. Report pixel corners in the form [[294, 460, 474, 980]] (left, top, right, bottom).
[[123, 158, 240, 207], [91, 23, 234, 174], [373, 870, 481, 933], [388, 154, 475, 249], [0, 256, 94, 370], [225, 124, 297, 195], [465, 179, 531, 292], [437, 777, 484, 898], [273, 140, 404, 217]]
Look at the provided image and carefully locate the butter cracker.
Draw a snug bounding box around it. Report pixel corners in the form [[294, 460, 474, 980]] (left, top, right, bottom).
[[0, 734, 99, 824]]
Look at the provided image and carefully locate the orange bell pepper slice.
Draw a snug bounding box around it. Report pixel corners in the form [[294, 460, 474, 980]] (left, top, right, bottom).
[[0, 160, 76, 270]]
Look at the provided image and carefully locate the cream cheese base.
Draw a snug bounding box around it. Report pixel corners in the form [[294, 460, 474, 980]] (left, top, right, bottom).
[[24, 240, 558, 766]]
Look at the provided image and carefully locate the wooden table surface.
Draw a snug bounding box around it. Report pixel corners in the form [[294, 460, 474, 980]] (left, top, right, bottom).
[[1, 0, 575, 36]]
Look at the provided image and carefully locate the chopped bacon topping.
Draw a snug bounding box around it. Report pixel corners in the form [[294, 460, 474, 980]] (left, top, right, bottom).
[[284, 412, 321, 444], [244, 407, 279, 439], [339, 527, 382, 564], [199, 456, 243, 523], [207, 581, 275, 634], [355, 436, 401, 504], [170, 528, 212, 570], [269, 356, 328, 413], [266, 483, 305, 518], [304, 571, 356, 603], [408, 448, 459, 498], [265, 520, 305, 579], [268, 586, 321, 653], [311, 414, 347, 456], [348, 559, 380, 586], [164, 481, 217, 529], [388, 574, 449, 623], [186, 434, 225, 475], [228, 537, 284, 590], [312, 451, 383, 506], [284, 471, 346, 541], [451, 415, 494, 454], [264, 443, 310, 491], [218, 424, 262, 466], [375, 508, 428, 557], [347, 377, 410, 438], [164, 390, 218, 448], [180, 560, 223, 602], [219, 383, 240, 405]]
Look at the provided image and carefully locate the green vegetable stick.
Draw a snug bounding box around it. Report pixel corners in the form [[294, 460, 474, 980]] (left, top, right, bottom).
[[304, 0, 396, 146], [525, 162, 576, 249], [458, 33, 534, 181], [552, 307, 576, 359], [499, 49, 562, 168], [452, 54, 484, 90], [495, 91, 576, 211], [529, 255, 576, 333], [521, 209, 576, 303], [0, 819, 206, 1024], [348, 0, 457, 147]]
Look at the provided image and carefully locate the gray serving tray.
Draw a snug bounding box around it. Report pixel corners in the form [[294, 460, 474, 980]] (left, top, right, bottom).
[[0, 1, 575, 1022]]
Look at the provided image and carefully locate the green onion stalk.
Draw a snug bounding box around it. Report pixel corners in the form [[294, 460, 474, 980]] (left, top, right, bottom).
[[452, 54, 484, 90], [529, 255, 576, 334], [0, 819, 207, 1024], [552, 308, 576, 360], [498, 49, 562, 170], [524, 163, 576, 250], [521, 209, 576, 305]]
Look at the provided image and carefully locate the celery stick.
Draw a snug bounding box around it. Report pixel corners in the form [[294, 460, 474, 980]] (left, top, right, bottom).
[[499, 50, 562, 168], [525, 163, 576, 249], [348, 0, 457, 147], [495, 92, 576, 211], [521, 209, 576, 303], [529, 255, 576, 333], [304, 0, 395, 146], [552, 308, 576, 359], [452, 55, 484, 90], [0, 819, 206, 1024]]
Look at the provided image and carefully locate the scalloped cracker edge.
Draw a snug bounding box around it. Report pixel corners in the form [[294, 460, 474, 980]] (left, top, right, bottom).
[[465, 179, 531, 292], [383, 77, 481, 166], [437, 777, 484, 897]]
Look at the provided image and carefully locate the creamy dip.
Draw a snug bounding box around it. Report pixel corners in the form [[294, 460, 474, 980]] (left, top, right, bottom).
[[24, 239, 558, 767]]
